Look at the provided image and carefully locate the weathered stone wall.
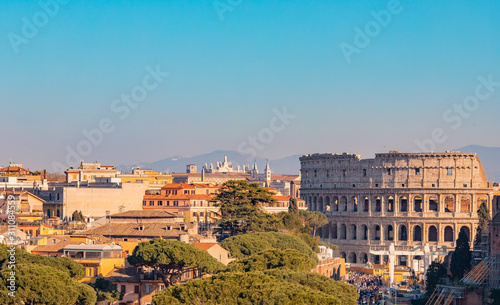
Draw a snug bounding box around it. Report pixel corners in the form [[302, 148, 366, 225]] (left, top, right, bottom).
[[300, 151, 494, 266]]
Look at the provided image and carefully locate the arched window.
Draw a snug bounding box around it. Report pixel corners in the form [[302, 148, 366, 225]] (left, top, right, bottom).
[[352, 196, 358, 212], [387, 196, 394, 212], [364, 197, 369, 212], [318, 197, 324, 212], [445, 196, 454, 212], [413, 225, 422, 241], [399, 225, 407, 241], [429, 195, 438, 212], [400, 196, 408, 212], [414, 196, 422, 212], [444, 226, 454, 242], [340, 224, 346, 239], [386, 225, 394, 241], [349, 252, 357, 264], [313, 196, 317, 211], [374, 196, 381, 212], [373, 225, 380, 241], [361, 225, 368, 240], [325, 196, 331, 212], [362, 253, 368, 264], [331, 224, 338, 239], [351, 224, 357, 240], [333, 196, 339, 211], [460, 226, 470, 241], [429, 226, 438, 242], [460, 196, 471, 213], [47, 209, 51, 218], [342, 196, 347, 211]]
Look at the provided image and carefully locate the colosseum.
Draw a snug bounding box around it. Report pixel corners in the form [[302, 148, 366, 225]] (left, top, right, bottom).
[[300, 151, 497, 269]]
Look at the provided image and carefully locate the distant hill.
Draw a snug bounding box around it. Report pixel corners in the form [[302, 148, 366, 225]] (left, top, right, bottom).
[[118, 150, 301, 175], [455, 145, 500, 182], [118, 145, 499, 182]]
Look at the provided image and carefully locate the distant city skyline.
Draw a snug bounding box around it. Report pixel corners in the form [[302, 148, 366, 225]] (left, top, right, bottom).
[[1, 0, 499, 170]]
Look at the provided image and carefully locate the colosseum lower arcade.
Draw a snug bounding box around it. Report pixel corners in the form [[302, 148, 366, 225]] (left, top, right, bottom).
[[300, 151, 495, 269]]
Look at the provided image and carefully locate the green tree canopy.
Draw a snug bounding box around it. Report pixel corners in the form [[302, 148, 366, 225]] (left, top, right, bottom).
[[212, 180, 277, 236], [220, 232, 318, 266], [89, 277, 122, 302], [298, 210, 329, 237], [152, 271, 358, 305], [450, 228, 472, 280], [228, 249, 316, 273], [127, 239, 225, 287], [474, 201, 491, 246], [0, 244, 85, 280], [425, 260, 447, 296], [0, 263, 96, 305], [288, 197, 299, 215], [0, 245, 92, 305]]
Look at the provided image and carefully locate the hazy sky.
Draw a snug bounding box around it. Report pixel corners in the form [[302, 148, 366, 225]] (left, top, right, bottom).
[[1, 0, 499, 171]]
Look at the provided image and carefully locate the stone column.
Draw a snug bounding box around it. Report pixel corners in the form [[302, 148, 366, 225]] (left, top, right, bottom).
[[381, 196, 385, 216], [394, 194, 399, 215], [393, 221, 398, 243], [453, 194, 457, 216]]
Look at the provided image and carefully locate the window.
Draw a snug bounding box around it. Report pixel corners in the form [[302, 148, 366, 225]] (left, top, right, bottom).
[[120, 285, 126, 294], [149, 201, 154, 206], [415, 168, 421, 175], [447, 168, 453, 176], [387, 169, 392, 175], [218, 254, 222, 261], [158, 284, 165, 291], [145, 284, 153, 294], [174, 201, 178, 206], [343, 170, 347, 177], [142, 201, 146, 206], [363, 169, 367, 176], [134, 285, 140, 294], [158, 200, 163, 206]]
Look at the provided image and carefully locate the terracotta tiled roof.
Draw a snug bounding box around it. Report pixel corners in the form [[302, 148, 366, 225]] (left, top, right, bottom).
[[109, 210, 180, 219], [105, 266, 141, 283], [192, 242, 219, 251], [76, 223, 191, 238], [161, 183, 195, 190], [32, 240, 84, 253]]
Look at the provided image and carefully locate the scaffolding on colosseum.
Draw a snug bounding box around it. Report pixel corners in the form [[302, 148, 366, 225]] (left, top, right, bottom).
[[490, 254, 500, 289], [426, 285, 465, 305], [460, 256, 490, 286]]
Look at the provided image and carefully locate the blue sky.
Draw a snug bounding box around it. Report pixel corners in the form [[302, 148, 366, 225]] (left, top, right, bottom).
[[1, 0, 499, 170]]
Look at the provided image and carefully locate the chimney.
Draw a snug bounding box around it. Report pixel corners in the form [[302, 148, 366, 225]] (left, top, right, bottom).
[[179, 234, 189, 243]]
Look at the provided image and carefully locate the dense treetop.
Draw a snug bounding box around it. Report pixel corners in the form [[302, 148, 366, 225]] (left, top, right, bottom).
[[220, 232, 318, 266], [0, 245, 95, 305], [128, 239, 226, 287], [227, 249, 316, 273], [152, 270, 358, 305]]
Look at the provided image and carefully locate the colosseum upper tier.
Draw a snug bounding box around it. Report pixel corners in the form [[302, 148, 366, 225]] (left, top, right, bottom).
[[300, 151, 496, 266]]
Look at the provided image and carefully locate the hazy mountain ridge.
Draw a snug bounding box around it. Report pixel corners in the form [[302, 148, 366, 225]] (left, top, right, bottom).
[[118, 150, 302, 175], [119, 146, 499, 182]]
